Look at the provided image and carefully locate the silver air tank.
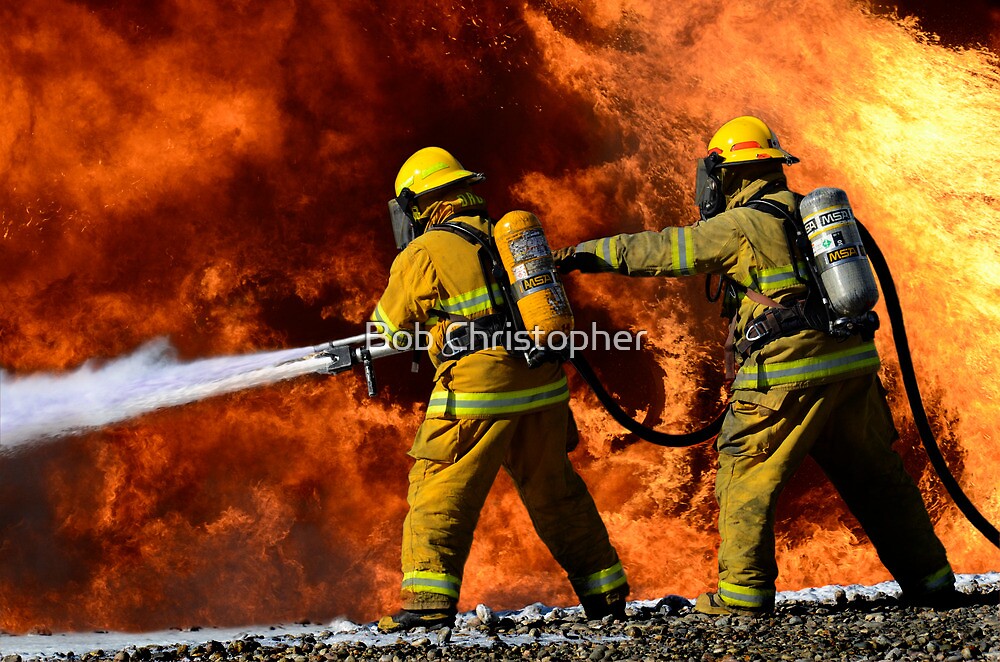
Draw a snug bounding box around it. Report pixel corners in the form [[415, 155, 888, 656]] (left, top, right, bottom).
[[799, 187, 879, 318]]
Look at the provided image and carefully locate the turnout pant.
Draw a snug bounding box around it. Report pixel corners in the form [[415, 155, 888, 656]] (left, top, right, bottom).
[[715, 373, 952, 610], [399, 404, 627, 610]]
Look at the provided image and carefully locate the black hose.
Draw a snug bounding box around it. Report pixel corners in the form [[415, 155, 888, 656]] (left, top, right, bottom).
[[569, 354, 724, 447], [858, 221, 999, 549]]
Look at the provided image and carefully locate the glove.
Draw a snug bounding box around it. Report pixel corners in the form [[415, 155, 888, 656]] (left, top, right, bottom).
[[552, 246, 580, 274]]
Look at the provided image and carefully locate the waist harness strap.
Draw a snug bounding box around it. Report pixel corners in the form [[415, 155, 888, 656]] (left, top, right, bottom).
[[735, 301, 811, 357], [435, 313, 510, 362], [723, 285, 813, 379]]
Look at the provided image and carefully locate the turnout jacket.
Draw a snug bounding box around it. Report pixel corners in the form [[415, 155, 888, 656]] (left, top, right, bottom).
[[370, 214, 569, 419], [572, 176, 880, 395]]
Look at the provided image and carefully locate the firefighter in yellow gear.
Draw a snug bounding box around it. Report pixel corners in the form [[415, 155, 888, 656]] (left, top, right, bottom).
[[372, 147, 628, 632], [553, 117, 956, 616]]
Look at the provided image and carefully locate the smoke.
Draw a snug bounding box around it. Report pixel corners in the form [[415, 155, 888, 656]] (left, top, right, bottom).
[[0, 341, 326, 449]]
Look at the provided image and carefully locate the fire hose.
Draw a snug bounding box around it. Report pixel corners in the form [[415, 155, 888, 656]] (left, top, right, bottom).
[[858, 223, 999, 549], [568, 355, 725, 447]]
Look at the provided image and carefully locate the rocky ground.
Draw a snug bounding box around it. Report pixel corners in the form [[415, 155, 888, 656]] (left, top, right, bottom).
[[2, 583, 997, 662]]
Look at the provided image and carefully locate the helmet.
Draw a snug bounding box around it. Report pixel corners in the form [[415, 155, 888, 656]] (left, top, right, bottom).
[[388, 147, 485, 251], [695, 116, 798, 220], [394, 147, 484, 198], [706, 116, 798, 166]]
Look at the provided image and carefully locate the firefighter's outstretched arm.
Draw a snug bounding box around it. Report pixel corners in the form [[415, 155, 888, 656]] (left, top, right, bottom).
[[554, 219, 738, 278]]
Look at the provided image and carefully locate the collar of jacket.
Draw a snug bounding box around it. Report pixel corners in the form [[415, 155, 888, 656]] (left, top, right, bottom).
[[430, 213, 493, 236], [725, 171, 788, 211]]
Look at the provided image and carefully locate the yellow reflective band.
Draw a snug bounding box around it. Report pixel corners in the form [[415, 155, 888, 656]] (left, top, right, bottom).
[[438, 284, 505, 318], [402, 570, 462, 599], [426, 376, 570, 417], [577, 238, 617, 272], [752, 263, 810, 292], [371, 301, 402, 336], [371, 302, 414, 349], [593, 236, 619, 271], [572, 562, 628, 596], [732, 342, 880, 389], [718, 580, 774, 608], [668, 227, 696, 276], [415, 161, 450, 185], [921, 564, 954, 592]]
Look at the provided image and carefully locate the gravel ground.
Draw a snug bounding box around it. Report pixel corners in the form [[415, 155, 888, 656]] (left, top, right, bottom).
[[2, 584, 997, 662]]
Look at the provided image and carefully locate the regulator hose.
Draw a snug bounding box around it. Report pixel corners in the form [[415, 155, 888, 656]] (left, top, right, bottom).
[[569, 354, 725, 447], [858, 222, 1000, 549]]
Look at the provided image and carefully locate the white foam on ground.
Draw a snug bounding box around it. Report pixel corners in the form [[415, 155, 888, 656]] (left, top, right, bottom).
[[1, 573, 995, 658]]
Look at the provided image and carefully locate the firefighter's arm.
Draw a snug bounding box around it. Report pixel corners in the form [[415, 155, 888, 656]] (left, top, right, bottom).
[[370, 246, 439, 345], [556, 217, 740, 277]]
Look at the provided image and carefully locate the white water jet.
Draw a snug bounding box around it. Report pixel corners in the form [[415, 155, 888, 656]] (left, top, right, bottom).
[[0, 339, 331, 449]]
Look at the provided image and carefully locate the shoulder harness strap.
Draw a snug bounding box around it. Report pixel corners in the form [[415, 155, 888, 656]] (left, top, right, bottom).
[[425, 220, 517, 362]]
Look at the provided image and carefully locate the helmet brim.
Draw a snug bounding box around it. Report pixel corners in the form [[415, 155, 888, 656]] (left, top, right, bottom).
[[412, 171, 486, 198], [719, 148, 799, 166]]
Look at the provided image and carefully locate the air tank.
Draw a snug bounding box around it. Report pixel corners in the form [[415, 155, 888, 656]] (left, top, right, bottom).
[[799, 187, 879, 318], [493, 211, 574, 349]]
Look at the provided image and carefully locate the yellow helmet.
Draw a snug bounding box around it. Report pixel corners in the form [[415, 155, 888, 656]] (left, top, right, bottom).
[[394, 146, 484, 198], [707, 116, 798, 166]]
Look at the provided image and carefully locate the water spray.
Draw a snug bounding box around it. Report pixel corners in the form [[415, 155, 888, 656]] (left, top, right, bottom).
[[0, 335, 399, 450]]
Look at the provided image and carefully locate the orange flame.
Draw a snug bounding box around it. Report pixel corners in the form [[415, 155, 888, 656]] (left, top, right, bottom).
[[1, 0, 997, 633]]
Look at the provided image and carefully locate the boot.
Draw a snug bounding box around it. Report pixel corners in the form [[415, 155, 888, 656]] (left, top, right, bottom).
[[376, 607, 457, 633], [580, 585, 629, 621], [695, 592, 771, 617]]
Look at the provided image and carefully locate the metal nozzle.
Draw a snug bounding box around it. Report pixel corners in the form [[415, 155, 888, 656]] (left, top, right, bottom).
[[311, 334, 375, 353]]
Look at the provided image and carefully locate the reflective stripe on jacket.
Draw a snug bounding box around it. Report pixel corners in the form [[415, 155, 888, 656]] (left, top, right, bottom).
[[426, 375, 570, 417], [573, 175, 880, 392]]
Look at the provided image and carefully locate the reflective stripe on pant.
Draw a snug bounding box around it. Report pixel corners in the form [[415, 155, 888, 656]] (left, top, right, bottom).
[[401, 570, 461, 600], [718, 580, 774, 610], [570, 561, 628, 598], [715, 373, 951, 604], [400, 404, 625, 610]]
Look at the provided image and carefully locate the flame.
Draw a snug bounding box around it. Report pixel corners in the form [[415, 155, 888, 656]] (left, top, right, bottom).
[[1, 0, 998, 632]]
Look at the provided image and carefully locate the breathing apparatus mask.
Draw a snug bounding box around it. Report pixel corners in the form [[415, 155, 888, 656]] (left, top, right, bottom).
[[389, 185, 489, 251], [695, 152, 726, 221], [388, 188, 420, 250]]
